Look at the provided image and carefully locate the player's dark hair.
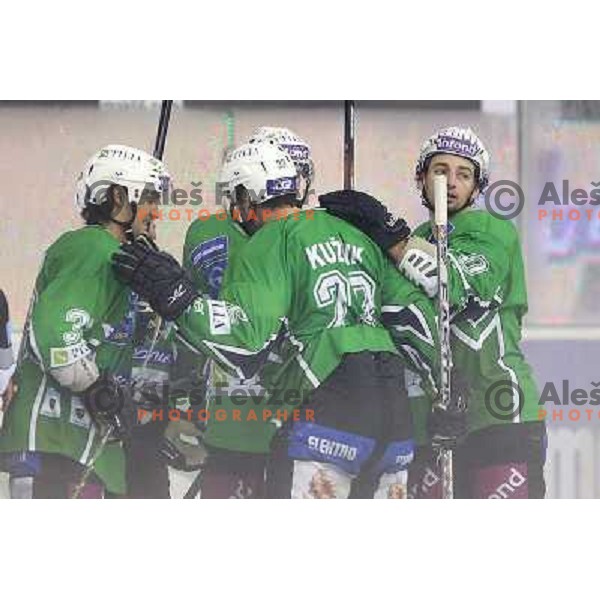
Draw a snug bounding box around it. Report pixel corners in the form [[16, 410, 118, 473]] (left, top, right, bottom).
[[260, 193, 299, 211], [80, 185, 119, 225], [233, 186, 298, 211]]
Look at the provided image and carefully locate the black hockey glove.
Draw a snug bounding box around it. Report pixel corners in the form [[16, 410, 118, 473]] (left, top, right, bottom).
[[83, 373, 134, 441], [112, 239, 198, 321], [319, 190, 411, 251]]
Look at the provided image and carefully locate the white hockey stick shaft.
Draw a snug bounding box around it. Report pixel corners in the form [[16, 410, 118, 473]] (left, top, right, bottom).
[[433, 174, 453, 499], [70, 425, 114, 499]]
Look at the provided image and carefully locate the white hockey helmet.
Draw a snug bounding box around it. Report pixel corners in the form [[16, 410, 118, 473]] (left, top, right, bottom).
[[248, 126, 314, 183], [415, 126, 490, 192], [219, 140, 299, 205], [75, 144, 170, 211]]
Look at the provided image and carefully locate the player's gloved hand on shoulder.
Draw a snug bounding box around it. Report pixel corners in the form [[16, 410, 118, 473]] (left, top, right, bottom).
[[428, 400, 467, 449], [319, 190, 439, 297], [319, 190, 411, 251], [83, 372, 133, 441], [112, 239, 198, 321], [395, 237, 438, 298]]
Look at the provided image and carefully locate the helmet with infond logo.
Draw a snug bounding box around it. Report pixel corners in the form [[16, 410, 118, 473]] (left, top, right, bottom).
[[219, 140, 299, 205], [415, 126, 490, 192], [248, 126, 314, 185]]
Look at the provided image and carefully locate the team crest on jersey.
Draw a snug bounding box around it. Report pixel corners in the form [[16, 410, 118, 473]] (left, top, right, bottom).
[[458, 253, 489, 276], [40, 388, 61, 419]]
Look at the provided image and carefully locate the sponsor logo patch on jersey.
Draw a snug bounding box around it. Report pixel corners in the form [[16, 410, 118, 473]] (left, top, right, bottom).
[[227, 305, 248, 326], [208, 300, 231, 335], [404, 368, 424, 398], [50, 341, 91, 368], [192, 298, 205, 314], [40, 388, 61, 419], [69, 397, 92, 429], [132, 346, 174, 365], [102, 314, 134, 346], [191, 236, 229, 298]]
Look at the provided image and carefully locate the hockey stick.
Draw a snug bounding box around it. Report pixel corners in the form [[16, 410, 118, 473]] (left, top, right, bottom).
[[343, 100, 355, 190], [183, 467, 204, 499], [138, 99, 173, 374], [433, 175, 454, 499], [153, 100, 173, 160], [70, 425, 114, 499]]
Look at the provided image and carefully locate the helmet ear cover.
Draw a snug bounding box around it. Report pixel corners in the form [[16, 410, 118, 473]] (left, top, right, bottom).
[[81, 184, 119, 224]]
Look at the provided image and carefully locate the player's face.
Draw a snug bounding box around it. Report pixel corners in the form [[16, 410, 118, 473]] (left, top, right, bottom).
[[133, 196, 159, 240], [234, 189, 264, 234], [111, 186, 134, 223], [422, 154, 479, 213]]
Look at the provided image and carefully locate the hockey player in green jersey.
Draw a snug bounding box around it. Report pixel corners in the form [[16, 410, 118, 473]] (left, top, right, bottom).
[[324, 126, 545, 499], [113, 140, 439, 499], [180, 127, 314, 498], [0, 144, 170, 498], [0, 290, 16, 412], [125, 206, 190, 499]]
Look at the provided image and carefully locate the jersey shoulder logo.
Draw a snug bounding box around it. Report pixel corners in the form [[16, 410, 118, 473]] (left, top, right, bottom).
[[190, 236, 229, 298], [458, 253, 489, 276]]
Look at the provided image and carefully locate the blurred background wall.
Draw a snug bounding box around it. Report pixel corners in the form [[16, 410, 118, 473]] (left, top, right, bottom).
[[1, 100, 598, 497]]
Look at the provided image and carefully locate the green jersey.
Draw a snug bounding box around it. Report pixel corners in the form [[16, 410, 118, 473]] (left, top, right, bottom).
[[175, 209, 438, 436], [0, 226, 135, 494], [414, 206, 539, 432], [130, 296, 177, 417], [182, 214, 276, 453], [183, 213, 249, 300]]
